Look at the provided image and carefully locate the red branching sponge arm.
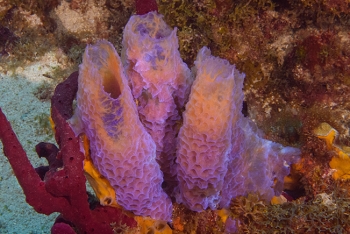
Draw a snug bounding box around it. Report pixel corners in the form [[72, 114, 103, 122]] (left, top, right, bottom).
[[135, 0, 158, 15], [0, 108, 68, 214]]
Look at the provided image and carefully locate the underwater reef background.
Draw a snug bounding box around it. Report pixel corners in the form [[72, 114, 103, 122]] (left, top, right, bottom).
[[0, 0, 350, 233]]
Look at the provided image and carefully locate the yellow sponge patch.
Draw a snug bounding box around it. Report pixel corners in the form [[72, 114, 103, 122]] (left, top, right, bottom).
[[49, 110, 55, 134], [314, 123, 350, 180], [81, 134, 120, 207], [134, 216, 172, 234], [217, 209, 229, 223], [329, 145, 350, 180]]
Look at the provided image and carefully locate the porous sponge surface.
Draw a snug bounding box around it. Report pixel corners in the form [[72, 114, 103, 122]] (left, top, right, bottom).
[[220, 118, 301, 208], [122, 11, 193, 193], [176, 47, 300, 210], [176, 47, 243, 211], [67, 12, 302, 218], [68, 40, 172, 221]]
